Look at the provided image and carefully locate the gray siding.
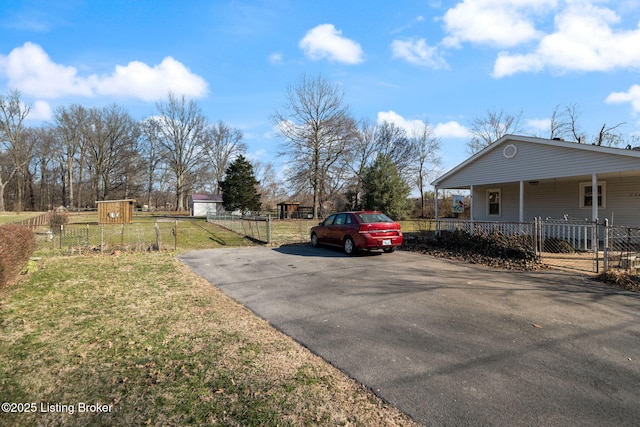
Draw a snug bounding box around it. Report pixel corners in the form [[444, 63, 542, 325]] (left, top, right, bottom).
[[472, 177, 640, 226], [438, 140, 640, 189]]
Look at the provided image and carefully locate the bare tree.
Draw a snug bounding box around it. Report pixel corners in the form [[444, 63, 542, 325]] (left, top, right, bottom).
[[31, 125, 58, 210], [140, 118, 164, 208], [345, 119, 379, 209], [252, 160, 287, 211], [563, 103, 586, 143], [203, 121, 246, 194], [346, 119, 420, 209], [0, 90, 31, 212], [374, 121, 417, 177], [548, 104, 571, 140], [594, 122, 626, 147], [153, 93, 209, 211], [11, 127, 39, 212], [410, 122, 441, 217], [83, 105, 140, 202], [271, 74, 356, 219], [467, 109, 523, 154], [53, 104, 89, 208]]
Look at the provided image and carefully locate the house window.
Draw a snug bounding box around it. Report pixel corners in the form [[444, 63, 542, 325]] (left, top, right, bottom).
[[580, 182, 606, 209], [487, 189, 501, 216]]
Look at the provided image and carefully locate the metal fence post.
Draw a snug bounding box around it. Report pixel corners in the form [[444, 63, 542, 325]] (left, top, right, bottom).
[[603, 218, 609, 271], [267, 215, 272, 244], [594, 219, 599, 274], [155, 221, 160, 251], [533, 217, 538, 257]]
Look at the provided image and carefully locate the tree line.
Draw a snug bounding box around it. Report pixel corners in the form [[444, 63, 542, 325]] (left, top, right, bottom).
[[3, 75, 636, 219], [0, 76, 443, 219], [0, 90, 273, 214]]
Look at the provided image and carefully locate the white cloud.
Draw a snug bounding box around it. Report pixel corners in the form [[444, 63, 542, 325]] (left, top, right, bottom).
[[268, 52, 283, 64], [0, 42, 208, 101], [27, 100, 53, 121], [93, 57, 208, 101], [433, 120, 470, 138], [0, 42, 93, 98], [606, 84, 640, 113], [377, 111, 469, 138], [391, 39, 448, 69], [442, 0, 554, 48], [527, 118, 551, 132], [377, 110, 424, 132], [492, 3, 640, 77], [299, 24, 364, 64]]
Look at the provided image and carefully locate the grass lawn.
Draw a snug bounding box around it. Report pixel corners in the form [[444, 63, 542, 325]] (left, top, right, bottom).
[[0, 212, 46, 225], [0, 225, 418, 426]]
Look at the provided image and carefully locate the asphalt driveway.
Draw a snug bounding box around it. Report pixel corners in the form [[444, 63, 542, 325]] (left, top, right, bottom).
[[178, 245, 640, 426]]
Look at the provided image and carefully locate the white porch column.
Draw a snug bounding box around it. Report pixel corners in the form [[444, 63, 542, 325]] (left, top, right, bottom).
[[434, 186, 439, 232], [592, 173, 598, 222], [469, 185, 474, 226], [519, 180, 524, 223], [469, 185, 475, 234]]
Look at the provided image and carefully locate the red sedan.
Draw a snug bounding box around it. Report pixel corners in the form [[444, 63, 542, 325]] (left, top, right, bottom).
[[310, 211, 403, 255]]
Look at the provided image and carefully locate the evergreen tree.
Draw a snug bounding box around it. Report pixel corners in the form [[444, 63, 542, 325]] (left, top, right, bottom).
[[362, 153, 411, 220], [220, 155, 261, 213]]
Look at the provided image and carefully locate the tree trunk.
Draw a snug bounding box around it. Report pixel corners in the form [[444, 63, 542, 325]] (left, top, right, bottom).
[[0, 181, 6, 212]]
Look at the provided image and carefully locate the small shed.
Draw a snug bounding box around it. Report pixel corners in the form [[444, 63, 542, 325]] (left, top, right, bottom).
[[97, 199, 135, 224], [277, 201, 300, 219], [190, 194, 223, 217]]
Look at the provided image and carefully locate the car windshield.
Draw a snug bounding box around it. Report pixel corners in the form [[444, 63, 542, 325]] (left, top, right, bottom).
[[357, 213, 394, 223]]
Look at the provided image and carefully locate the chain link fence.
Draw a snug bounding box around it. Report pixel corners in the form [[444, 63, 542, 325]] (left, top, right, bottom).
[[206, 213, 272, 243], [206, 212, 316, 245], [605, 224, 640, 270], [35, 221, 178, 254], [434, 218, 640, 273]]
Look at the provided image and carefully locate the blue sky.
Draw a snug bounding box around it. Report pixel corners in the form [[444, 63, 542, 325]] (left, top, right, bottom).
[[2, 0, 640, 179]]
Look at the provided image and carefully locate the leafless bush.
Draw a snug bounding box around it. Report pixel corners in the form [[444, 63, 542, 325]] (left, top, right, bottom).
[[0, 224, 36, 287], [49, 212, 69, 234]]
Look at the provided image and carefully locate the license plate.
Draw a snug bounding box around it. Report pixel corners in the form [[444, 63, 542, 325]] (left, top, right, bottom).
[[382, 239, 392, 246]]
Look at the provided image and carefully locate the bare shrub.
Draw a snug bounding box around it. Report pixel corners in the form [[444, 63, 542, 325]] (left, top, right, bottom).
[[49, 211, 69, 234], [0, 224, 36, 287]]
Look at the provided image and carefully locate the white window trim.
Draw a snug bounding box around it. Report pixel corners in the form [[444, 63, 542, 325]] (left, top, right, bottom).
[[579, 181, 606, 209], [486, 188, 501, 217]]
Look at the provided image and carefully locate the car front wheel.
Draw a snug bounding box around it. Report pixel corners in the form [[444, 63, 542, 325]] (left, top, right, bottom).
[[343, 236, 355, 255], [311, 233, 319, 247]]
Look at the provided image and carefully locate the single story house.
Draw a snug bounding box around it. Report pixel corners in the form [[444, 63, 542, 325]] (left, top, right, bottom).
[[190, 194, 223, 217], [431, 135, 640, 227]]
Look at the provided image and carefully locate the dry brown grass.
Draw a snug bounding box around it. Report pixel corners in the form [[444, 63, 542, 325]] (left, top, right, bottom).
[[0, 253, 418, 426]]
